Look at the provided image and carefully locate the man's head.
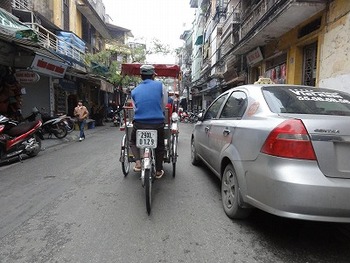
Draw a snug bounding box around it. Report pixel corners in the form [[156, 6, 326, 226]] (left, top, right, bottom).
[[78, 100, 83, 106], [140, 64, 155, 80]]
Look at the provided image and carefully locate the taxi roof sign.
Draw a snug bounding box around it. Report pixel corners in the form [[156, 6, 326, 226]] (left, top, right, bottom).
[[254, 77, 275, 84]]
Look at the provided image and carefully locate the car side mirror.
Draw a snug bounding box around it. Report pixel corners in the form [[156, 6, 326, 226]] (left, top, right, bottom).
[[197, 112, 204, 121]]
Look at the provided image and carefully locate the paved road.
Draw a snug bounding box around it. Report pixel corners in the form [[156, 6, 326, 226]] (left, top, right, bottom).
[[1, 123, 350, 263]]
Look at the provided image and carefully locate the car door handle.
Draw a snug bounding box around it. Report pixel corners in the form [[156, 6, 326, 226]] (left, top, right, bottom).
[[223, 128, 230, 136], [205, 126, 210, 133]]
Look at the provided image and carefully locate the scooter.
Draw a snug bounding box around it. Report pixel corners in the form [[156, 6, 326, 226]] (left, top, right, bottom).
[[0, 114, 43, 162], [26, 107, 68, 139], [112, 108, 123, 127], [55, 114, 75, 133]]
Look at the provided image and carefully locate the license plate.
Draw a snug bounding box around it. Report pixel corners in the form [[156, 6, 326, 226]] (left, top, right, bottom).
[[136, 130, 157, 148]]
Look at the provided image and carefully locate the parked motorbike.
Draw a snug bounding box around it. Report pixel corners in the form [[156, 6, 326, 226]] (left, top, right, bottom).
[[26, 107, 68, 139], [112, 108, 123, 127], [56, 114, 75, 133], [0, 114, 43, 162], [179, 110, 189, 123]]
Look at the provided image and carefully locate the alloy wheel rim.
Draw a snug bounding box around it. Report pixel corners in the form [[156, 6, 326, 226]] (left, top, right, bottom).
[[223, 170, 235, 209]]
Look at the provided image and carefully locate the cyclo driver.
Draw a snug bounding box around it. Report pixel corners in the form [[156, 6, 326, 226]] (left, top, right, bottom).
[[130, 64, 168, 179]]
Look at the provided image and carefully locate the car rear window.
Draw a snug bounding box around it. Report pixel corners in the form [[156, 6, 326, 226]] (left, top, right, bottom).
[[263, 86, 350, 116]]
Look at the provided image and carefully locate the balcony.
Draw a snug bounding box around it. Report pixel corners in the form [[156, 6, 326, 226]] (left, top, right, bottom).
[[221, 1, 241, 43], [24, 22, 86, 70], [12, 0, 32, 11], [76, 0, 111, 39], [233, 0, 327, 54]]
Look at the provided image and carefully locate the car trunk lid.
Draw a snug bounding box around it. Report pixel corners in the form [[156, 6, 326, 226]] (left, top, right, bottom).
[[297, 115, 350, 179]]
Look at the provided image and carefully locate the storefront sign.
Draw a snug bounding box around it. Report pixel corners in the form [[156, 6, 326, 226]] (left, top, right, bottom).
[[31, 54, 67, 78], [246, 47, 263, 65], [14, 70, 40, 83]]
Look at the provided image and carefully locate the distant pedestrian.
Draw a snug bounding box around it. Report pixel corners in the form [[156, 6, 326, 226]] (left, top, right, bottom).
[[74, 100, 89, 141]]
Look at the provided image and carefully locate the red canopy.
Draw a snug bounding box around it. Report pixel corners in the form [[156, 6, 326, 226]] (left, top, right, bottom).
[[121, 63, 180, 78]]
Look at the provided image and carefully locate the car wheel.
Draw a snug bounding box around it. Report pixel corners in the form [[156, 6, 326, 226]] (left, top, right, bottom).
[[221, 164, 251, 219], [191, 138, 200, 166]]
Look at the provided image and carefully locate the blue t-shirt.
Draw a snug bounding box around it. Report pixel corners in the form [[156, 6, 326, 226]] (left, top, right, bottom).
[[131, 79, 165, 124]]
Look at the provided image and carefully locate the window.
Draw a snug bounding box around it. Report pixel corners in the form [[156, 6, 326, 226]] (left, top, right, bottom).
[[263, 86, 350, 116], [220, 91, 247, 118], [204, 94, 228, 120]]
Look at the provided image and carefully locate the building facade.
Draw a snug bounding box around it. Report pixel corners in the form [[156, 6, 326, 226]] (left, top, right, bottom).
[[183, 0, 350, 110], [0, 0, 133, 122]]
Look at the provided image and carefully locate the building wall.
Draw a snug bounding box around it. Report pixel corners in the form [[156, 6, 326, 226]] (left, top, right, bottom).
[[70, 1, 83, 37], [318, 0, 350, 91], [277, 12, 324, 86], [53, 0, 63, 29]]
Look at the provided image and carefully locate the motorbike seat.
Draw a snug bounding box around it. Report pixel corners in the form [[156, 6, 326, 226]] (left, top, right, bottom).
[[6, 120, 41, 137], [42, 115, 55, 122]]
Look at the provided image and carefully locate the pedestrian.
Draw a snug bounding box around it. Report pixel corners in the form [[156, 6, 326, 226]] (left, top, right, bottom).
[[130, 64, 168, 179], [74, 99, 89, 141]]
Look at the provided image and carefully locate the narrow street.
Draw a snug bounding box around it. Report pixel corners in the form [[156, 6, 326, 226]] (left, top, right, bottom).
[[0, 123, 350, 263]]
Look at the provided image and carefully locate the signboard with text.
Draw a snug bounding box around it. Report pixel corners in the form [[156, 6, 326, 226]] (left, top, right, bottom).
[[246, 47, 263, 65], [14, 70, 40, 83], [31, 55, 67, 78]]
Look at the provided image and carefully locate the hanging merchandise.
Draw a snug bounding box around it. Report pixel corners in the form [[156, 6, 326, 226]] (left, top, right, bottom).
[[0, 67, 23, 120]]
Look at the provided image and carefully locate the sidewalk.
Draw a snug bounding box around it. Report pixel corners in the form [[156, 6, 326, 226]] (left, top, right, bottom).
[[41, 124, 111, 150]]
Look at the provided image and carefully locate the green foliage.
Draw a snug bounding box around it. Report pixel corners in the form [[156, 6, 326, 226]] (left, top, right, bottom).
[[85, 38, 177, 87], [146, 38, 172, 55]]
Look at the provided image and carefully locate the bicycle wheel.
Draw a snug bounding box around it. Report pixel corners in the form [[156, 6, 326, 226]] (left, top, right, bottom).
[[145, 168, 152, 215], [171, 134, 178, 178], [121, 135, 130, 176]]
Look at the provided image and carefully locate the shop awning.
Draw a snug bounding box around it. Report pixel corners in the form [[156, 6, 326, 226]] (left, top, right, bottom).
[[88, 75, 114, 93], [15, 42, 66, 64], [0, 7, 38, 42], [100, 79, 114, 93]]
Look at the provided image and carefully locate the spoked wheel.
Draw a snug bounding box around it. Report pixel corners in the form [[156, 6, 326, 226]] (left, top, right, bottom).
[[121, 135, 130, 176], [53, 123, 68, 139], [144, 169, 152, 215], [171, 134, 178, 178]]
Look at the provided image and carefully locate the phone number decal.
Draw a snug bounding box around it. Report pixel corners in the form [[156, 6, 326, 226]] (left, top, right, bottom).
[[289, 89, 350, 103]]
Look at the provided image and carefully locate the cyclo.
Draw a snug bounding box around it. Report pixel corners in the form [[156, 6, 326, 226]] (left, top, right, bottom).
[[119, 63, 180, 214]]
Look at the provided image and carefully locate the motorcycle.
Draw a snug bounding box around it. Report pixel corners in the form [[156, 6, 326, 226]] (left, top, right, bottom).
[[56, 113, 75, 133], [179, 110, 189, 123], [0, 114, 43, 162], [112, 108, 123, 127], [26, 107, 68, 139]]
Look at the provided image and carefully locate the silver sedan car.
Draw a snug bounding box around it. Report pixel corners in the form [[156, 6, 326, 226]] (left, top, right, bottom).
[[191, 83, 350, 223]]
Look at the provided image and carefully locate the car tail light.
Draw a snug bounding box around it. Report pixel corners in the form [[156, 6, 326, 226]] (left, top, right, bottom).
[[261, 119, 316, 160]]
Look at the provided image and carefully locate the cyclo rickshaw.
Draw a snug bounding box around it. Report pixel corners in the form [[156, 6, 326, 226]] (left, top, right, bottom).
[[119, 63, 180, 214]]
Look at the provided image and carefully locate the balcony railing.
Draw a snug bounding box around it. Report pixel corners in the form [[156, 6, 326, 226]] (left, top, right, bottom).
[[12, 0, 32, 11], [221, 1, 241, 42], [240, 0, 279, 39], [24, 22, 86, 64]]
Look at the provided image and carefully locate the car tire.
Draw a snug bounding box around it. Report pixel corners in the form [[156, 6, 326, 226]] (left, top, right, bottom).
[[221, 164, 251, 219], [191, 138, 200, 166]]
